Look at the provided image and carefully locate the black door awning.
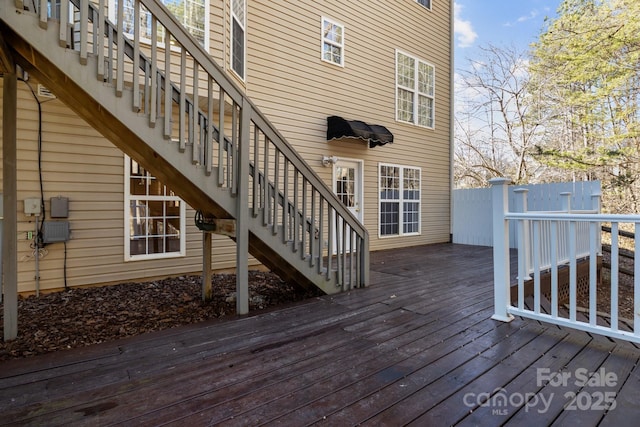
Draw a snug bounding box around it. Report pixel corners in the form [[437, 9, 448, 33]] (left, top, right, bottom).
[[326, 116, 394, 148]]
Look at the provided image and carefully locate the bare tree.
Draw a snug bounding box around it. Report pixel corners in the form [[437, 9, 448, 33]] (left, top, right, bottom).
[[455, 44, 544, 188]]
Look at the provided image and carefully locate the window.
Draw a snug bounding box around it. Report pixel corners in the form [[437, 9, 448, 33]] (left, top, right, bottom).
[[379, 164, 421, 237], [109, 0, 209, 49], [231, 0, 246, 79], [321, 17, 344, 66], [396, 50, 435, 128], [417, 0, 432, 10], [124, 156, 186, 260]]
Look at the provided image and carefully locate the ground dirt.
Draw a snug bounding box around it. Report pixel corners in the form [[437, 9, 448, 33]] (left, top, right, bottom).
[[0, 271, 322, 361], [575, 249, 635, 321]]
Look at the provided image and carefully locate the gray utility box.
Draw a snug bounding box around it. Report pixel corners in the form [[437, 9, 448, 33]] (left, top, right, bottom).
[[50, 196, 69, 218], [42, 220, 70, 243]]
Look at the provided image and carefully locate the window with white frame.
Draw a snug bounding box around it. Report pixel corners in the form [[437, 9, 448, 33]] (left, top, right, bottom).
[[124, 156, 186, 260], [109, 0, 208, 49], [321, 17, 344, 66], [417, 0, 432, 10], [396, 50, 435, 128], [379, 164, 421, 237], [231, 0, 246, 79]]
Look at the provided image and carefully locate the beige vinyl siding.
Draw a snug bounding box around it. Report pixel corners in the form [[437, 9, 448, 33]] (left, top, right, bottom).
[[2, 0, 451, 293], [246, 0, 452, 251], [2, 82, 257, 294]]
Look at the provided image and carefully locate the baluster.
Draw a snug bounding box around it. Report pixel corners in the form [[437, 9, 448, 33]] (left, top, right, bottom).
[[149, 16, 158, 126], [310, 189, 316, 267], [263, 138, 270, 225], [178, 49, 186, 151], [192, 63, 199, 164], [550, 221, 558, 318], [337, 216, 342, 287], [163, 31, 172, 139], [91, 3, 97, 55], [218, 89, 225, 186], [198, 112, 205, 165], [107, 24, 114, 84], [59, 0, 69, 47], [206, 77, 214, 175], [79, 0, 88, 64], [143, 61, 150, 114], [350, 229, 355, 288], [341, 218, 349, 290], [569, 221, 577, 322], [251, 128, 259, 215], [231, 102, 238, 193], [132, 0, 140, 111], [272, 148, 279, 235], [282, 159, 288, 243], [226, 128, 231, 186], [317, 196, 324, 274], [301, 177, 306, 256], [292, 170, 298, 251], [115, 0, 124, 96], [589, 221, 598, 326], [611, 222, 619, 331], [39, 0, 47, 28], [356, 235, 362, 286], [96, 0, 105, 80], [532, 221, 541, 314]]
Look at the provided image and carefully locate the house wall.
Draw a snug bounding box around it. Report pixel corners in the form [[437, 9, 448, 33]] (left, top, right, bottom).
[[1, 0, 452, 294], [243, 0, 453, 250]]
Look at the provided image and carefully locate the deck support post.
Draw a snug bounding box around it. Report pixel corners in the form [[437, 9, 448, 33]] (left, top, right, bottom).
[[3, 71, 18, 340], [202, 231, 213, 301], [235, 99, 251, 315], [490, 178, 513, 322]]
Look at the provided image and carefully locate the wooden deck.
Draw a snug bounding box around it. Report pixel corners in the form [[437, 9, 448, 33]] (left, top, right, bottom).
[[1, 243, 639, 426]]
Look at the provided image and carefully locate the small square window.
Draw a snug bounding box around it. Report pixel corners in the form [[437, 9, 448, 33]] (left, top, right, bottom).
[[321, 17, 344, 66]]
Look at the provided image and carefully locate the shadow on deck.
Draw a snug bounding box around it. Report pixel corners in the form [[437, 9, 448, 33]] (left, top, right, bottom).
[[1, 243, 639, 426]]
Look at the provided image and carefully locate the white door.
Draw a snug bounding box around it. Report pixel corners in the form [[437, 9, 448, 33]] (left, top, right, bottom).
[[333, 159, 363, 253]]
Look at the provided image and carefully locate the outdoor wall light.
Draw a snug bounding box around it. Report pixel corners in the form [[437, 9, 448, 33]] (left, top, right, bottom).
[[322, 155, 338, 167]]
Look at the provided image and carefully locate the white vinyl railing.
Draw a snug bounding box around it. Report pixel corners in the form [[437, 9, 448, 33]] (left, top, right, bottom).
[[512, 188, 601, 276], [491, 178, 640, 344]]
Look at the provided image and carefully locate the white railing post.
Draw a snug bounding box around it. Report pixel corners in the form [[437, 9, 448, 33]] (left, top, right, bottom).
[[490, 178, 513, 322]]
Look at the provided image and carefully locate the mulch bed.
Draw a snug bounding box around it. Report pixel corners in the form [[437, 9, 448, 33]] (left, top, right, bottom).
[[0, 271, 322, 361]]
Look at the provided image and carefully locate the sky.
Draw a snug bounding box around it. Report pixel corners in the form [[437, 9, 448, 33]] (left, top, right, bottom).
[[454, 0, 564, 70]]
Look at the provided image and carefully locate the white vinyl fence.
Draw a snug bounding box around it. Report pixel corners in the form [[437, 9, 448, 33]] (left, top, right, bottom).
[[453, 180, 602, 248]]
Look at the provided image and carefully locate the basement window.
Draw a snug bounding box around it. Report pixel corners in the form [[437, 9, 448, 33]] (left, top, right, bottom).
[[124, 155, 186, 260]]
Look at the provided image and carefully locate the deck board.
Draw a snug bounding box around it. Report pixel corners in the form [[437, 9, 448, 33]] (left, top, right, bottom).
[[1, 243, 639, 426]]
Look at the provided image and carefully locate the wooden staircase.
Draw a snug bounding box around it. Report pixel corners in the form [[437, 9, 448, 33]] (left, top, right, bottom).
[[0, 0, 369, 309]]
